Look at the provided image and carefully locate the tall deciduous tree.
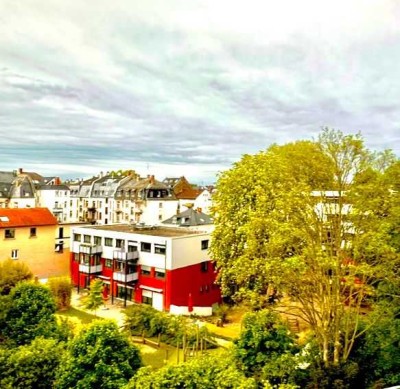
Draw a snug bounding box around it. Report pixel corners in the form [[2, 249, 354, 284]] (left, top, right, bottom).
[[211, 128, 400, 367], [56, 320, 142, 389]]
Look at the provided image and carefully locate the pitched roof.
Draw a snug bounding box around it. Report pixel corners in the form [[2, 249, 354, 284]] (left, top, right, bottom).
[[0, 208, 58, 228], [162, 207, 213, 227], [175, 187, 202, 200]]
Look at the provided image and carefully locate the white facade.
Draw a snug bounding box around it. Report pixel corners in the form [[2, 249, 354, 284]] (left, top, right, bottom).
[[37, 187, 70, 223], [70, 226, 210, 271]]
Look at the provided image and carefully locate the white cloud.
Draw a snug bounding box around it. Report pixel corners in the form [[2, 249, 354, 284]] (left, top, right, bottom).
[[0, 0, 399, 182]]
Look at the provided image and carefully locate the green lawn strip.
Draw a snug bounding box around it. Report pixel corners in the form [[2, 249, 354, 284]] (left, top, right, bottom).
[[56, 307, 99, 324]]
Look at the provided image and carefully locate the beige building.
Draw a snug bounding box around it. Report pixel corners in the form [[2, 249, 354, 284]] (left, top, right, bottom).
[[0, 208, 69, 279]]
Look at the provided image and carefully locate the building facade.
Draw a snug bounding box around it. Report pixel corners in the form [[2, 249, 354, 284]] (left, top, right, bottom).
[[70, 224, 220, 315], [0, 208, 69, 278]]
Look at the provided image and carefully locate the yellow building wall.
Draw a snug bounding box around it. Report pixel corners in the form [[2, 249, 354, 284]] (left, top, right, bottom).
[[0, 225, 70, 279]]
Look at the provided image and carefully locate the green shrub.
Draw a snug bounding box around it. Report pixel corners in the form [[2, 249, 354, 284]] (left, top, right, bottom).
[[47, 277, 72, 310]]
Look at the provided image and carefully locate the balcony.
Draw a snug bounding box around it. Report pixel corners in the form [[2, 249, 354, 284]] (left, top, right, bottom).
[[52, 206, 63, 214], [113, 250, 139, 261], [113, 271, 138, 283], [79, 263, 102, 273], [79, 244, 102, 255]]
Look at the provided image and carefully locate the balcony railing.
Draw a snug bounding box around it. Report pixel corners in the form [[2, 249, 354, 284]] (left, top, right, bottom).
[[79, 244, 102, 255], [52, 207, 63, 213], [79, 264, 102, 273], [113, 271, 138, 282], [113, 250, 139, 261]]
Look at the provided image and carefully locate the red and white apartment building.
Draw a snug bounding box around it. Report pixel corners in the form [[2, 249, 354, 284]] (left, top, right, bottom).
[[70, 224, 220, 315]]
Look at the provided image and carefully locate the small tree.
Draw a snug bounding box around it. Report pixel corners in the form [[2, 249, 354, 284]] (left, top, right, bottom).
[[84, 279, 103, 316], [48, 277, 72, 310], [0, 259, 33, 295], [56, 320, 142, 389], [2, 282, 57, 345], [233, 310, 298, 383]]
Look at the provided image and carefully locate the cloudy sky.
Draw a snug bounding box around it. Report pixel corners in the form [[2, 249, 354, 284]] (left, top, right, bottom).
[[1, 0, 399, 183]]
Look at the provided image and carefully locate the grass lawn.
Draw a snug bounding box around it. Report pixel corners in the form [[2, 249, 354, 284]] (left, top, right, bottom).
[[56, 307, 99, 325]]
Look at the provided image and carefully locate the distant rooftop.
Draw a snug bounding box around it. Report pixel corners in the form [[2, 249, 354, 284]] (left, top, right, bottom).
[[79, 224, 203, 237]]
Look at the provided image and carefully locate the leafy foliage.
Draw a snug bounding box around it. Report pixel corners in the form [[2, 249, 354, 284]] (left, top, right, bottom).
[[2, 282, 57, 345], [125, 351, 257, 389], [0, 337, 65, 389], [56, 320, 142, 389], [233, 310, 299, 384], [48, 277, 73, 310], [211, 128, 400, 367], [0, 259, 33, 295]]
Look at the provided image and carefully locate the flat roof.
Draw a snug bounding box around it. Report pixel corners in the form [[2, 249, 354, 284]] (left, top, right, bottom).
[[78, 224, 204, 237]]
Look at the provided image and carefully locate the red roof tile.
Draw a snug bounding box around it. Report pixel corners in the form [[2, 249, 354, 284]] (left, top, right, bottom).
[[0, 208, 57, 228]]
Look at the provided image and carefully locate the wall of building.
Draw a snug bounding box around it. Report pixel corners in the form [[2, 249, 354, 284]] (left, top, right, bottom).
[[1, 225, 69, 279]]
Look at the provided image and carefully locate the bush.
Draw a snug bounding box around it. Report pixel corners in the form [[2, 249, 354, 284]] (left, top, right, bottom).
[[47, 278, 72, 310]]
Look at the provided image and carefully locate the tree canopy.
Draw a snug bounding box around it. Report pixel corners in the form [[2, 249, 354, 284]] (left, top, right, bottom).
[[56, 320, 142, 389], [2, 282, 57, 345], [211, 128, 400, 367]]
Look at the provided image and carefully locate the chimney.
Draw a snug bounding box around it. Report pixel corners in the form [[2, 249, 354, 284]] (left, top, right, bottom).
[[55, 177, 61, 185], [197, 207, 202, 213], [150, 175, 155, 184], [18, 168, 23, 174]]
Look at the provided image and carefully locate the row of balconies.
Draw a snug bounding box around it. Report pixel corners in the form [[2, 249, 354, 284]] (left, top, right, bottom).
[[79, 245, 139, 260], [78, 264, 139, 282]]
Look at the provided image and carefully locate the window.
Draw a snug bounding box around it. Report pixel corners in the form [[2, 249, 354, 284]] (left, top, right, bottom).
[[128, 242, 138, 252], [5, 229, 15, 239], [201, 240, 209, 250], [11, 249, 18, 259], [159, 203, 163, 208], [158, 215, 163, 221], [116, 239, 125, 249], [105, 238, 113, 247], [74, 253, 79, 262], [142, 295, 152, 305], [30, 227, 37, 237], [201, 261, 208, 272], [73, 233, 81, 242], [59, 227, 64, 238], [141, 242, 151, 252], [155, 267, 165, 278], [154, 244, 166, 255], [141, 265, 151, 276], [105, 259, 112, 268], [94, 236, 102, 245], [83, 235, 91, 243]]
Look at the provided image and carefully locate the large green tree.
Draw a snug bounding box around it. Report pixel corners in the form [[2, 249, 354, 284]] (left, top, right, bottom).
[[2, 282, 57, 345], [56, 320, 142, 389], [0, 337, 65, 389], [211, 128, 400, 367]]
